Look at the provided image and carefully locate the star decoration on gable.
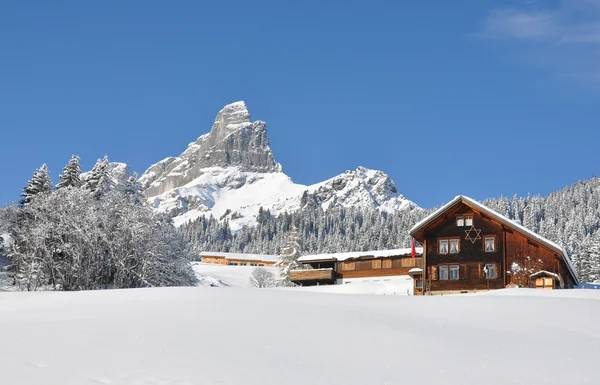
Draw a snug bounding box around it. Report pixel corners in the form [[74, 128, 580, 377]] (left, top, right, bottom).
[[465, 225, 481, 244]]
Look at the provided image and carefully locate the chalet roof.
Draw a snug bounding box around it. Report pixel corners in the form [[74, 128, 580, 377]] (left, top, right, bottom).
[[409, 195, 578, 284], [298, 247, 423, 263], [199, 251, 279, 263]]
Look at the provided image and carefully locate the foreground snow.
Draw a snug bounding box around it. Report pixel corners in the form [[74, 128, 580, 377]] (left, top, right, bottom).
[[1, 287, 598, 385]]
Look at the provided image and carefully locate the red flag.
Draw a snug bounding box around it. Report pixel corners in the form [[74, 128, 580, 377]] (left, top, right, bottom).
[[411, 238, 416, 258]]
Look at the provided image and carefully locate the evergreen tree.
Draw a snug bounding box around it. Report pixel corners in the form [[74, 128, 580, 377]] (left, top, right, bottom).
[[85, 155, 113, 198], [276, 224, 304, 287], [124, 172, 143, 205], [20, 164, 53, 206], [56, 155, 83, 189]]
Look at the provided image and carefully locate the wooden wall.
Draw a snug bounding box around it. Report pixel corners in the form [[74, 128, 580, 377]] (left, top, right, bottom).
[[201, 255, 227, 265], [425, 204, 505, 292], [333, 257, 422, 280], [422, 201, 576, 291], [200, 255, 276, 267], [505, 230, 572, 288]]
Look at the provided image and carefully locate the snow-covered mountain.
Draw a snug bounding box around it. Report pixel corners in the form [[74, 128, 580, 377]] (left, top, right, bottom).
[[141, 101, 419, 229]]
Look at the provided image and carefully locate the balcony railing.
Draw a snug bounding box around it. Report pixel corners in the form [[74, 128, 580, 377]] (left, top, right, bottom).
[[290, 268, 335, 283]]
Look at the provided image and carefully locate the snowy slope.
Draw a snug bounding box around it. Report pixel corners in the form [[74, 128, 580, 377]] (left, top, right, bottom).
[[141, 101, 420, 228], [0, 287, 598, 385]]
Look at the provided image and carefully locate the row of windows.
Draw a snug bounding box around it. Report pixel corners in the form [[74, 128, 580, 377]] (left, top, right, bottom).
[[456, 215, 473, 227], [438, 236, 496, 254], [437, 263, 496, 280], [228, 262, 265, 266], [340, 258, 421, 271]]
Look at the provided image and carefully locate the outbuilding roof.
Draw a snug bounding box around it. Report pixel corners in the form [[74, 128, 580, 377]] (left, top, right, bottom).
[[199, 251, 279, 263], [298, 247, 423, 263]]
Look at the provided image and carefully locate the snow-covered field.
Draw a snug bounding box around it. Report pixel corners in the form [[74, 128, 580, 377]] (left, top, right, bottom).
[[1, 286, 599, 385], [192, 262, 280, 287]]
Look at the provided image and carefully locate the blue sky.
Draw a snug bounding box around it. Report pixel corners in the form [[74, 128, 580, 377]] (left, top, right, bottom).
[[1, 0, 599, 208]]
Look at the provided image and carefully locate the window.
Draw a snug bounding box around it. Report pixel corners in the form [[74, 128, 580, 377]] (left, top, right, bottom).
[[456, 216, 465, 227], [449, 265, 460, 280], [484, 263, 496, 279], [228, 262, 238, 266], [449, 239, 460, 254], [342, 261, 355, 271], [416, 279, 423, 288], [439, 266, 449, 280], [484, 236, 496, 252], [439, 239, 449, 254], [465, 216, 473, 226], [439, 238, 459, 254]]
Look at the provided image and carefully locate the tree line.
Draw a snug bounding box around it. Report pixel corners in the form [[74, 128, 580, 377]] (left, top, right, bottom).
[[0, 156, 196, 291]]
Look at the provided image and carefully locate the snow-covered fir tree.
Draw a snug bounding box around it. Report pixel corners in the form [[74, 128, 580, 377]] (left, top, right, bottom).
[[56, 155, 83, 189], [276, 225, 304, 286], [124, 172, 143, 205], [85, 155, 113, 198], [20, 164, 53, 206]]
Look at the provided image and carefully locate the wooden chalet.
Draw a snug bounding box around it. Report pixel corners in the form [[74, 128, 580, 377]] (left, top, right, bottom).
[[199, 252, 278, 267], [409, 195, 578, 294], [291, 248, 424, 294]]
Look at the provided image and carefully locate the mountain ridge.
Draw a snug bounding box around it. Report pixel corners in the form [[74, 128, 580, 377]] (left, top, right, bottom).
[[140, 101, 420, 229]]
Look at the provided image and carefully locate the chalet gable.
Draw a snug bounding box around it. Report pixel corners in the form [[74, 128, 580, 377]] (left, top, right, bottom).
[[409, 195, 578, 284]]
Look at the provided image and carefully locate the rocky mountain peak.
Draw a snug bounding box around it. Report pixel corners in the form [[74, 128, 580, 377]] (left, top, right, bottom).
[[210, 101, 251, 139], [141, 101, 282, 197]]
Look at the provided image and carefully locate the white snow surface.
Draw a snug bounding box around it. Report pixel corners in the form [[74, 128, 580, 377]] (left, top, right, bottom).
[[1, 287, 599, 385], [298, 247, 423, 262], [192, 262, 280, 287]]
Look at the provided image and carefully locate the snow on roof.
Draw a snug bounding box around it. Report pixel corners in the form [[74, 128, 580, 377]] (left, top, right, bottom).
[[199, 252, 279, 263], [409, 195, 579, 283], [530, 270, 560, 279], [298, 247, 423, 263]]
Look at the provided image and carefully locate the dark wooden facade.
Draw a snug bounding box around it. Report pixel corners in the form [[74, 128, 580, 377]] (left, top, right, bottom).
[[410, 196, 578, 294]]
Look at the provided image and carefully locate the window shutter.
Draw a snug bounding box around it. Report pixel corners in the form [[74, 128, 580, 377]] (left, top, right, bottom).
[[495, 263, 501, 279], [431, 266, 438, 281], [478, 263, 483, 279], [459, 265, 466, 280]]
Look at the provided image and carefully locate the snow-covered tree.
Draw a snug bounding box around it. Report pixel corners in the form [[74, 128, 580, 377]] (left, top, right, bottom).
[[85, 155, 113, 198], [124, 172, 143, 205], [276, 225, 304, 287], [7, 187, 196, 291], [249, 267, 276, 288], [20, 164, 53, 206], [56, 155, 83, 189]]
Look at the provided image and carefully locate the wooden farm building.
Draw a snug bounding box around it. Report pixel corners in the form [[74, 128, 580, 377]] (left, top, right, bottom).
[[409, 195, 578, 294], [291, 248, 425, 294], [199, 252, 278, 267]]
